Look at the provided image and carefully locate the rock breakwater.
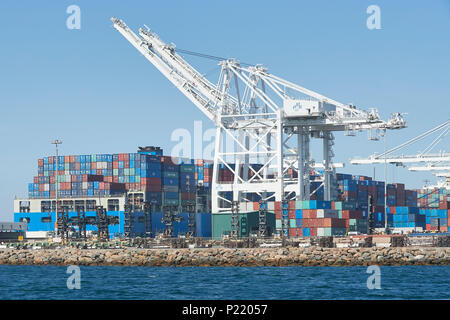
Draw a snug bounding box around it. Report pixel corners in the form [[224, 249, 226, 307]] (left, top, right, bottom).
[[0, 247, 449, 267]]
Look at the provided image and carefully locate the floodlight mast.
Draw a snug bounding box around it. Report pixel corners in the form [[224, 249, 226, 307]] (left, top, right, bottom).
[[111, 17, 406, 214], [51, 139, 62, 236]]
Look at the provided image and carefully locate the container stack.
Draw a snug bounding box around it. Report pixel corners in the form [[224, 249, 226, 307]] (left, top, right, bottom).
[[420, 206, 449, 232], [179, 163, 196, 206], [417, 188, 450, 208], [416, 188, 450, 232], [386, 206, 425, 229], [29, 154, 131, 199], [274, 200, 353, 237], [28, 149, 214, 209]]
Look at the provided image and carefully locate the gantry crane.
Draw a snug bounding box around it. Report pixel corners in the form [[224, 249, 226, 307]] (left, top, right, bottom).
[[351, 120, 449, 189], [111, 18, 406, 214]]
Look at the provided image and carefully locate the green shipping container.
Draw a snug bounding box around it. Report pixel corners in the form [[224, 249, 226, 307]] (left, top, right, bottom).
[[180, 165, 195, 173], [163, 171, 179, 178], [275, 219, 282, 229], [289, 219, 296, 228], [212, 211, 276, 239]]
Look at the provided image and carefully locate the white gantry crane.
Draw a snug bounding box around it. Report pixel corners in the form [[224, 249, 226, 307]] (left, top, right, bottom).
[[111, 18, 406, 213], [351, 120, 450, 189]]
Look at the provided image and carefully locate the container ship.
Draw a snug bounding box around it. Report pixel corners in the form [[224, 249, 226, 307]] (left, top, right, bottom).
[[13, 146, 450, 240]]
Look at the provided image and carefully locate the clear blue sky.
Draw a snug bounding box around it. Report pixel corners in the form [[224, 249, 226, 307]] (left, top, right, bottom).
[[0, 1, 449, 221]]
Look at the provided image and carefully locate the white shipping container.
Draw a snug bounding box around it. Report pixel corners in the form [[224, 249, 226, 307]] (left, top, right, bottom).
[[316, 209, 324, 218], [25, 231, 49, 239], [317, 227, 325, 237]]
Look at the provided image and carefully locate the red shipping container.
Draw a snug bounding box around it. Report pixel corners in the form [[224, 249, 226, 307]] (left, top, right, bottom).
[[275, 210, 281, 219], [275, 201, 281, 211], [288, 201, 296, 209], [70, 155, 76, 163], [148, 178, 161, 185], [288, 209, 295, 219], [99, 182, 104, 190], [124, 161, 129, 168], [50, 191, 55, 198], [113, 161, 118, 169], [310, 227, 317, 237], [181, 192, 195, 200], [64, 156, 70, 162], [439, 201, 449, 209], [96, 170, 102, 175], [144, 184, 162, 192], [289, 228, 297, 237], [343, 210, 364, 219], [113, 176, 119, 183], [48, 156, 54, 164], [34, 177, 39, 184], [38, 159, 44, 166]]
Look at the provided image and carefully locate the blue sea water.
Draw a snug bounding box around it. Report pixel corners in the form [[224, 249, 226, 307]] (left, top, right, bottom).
[[0, 265, 448, 300]]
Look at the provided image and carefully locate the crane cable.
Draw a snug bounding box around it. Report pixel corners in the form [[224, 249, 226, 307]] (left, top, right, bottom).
[[176, 48, 254, 67]]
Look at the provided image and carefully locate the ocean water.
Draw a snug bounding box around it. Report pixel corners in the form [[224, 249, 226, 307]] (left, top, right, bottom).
[[0, 265, 448, 300]]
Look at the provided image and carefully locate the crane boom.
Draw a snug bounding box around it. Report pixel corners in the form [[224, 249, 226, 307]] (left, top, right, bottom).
[[111, 18, 220, 122]]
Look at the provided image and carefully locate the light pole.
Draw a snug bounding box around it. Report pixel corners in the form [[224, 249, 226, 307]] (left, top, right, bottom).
[[383, 131, 388, 235], [52, 139, 62, 236]]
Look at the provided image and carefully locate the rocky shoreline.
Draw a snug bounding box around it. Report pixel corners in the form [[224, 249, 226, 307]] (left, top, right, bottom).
[[0, 247, 449, 267]]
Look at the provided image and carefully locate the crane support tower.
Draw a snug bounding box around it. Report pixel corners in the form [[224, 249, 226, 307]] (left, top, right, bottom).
[[162, 205, 183, 237], [258, 200, 268, 237], [111, 18, 406, 214], [230, 201, 240, 239], [144, 201, 152, 238]]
